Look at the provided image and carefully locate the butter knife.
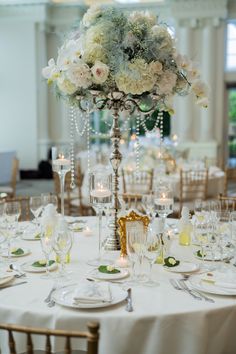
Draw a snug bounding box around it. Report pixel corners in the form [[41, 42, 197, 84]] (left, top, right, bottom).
[[125, 288, 133, 312], [0, 281, 27, 290]]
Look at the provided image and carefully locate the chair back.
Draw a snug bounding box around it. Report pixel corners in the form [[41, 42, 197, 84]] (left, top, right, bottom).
[[10, 158, 19, 197], [218, 193, 236, 211], [122, 169, 153, 194], [5, 196, 32, 221], [121, 193, 144, 213], [223, 166, 236, 196], [179, 169, 209, 213], [0, 321, 99, 354]]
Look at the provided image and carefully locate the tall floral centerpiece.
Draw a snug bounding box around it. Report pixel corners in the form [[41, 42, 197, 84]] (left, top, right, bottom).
[[42, 5, 208, 250]]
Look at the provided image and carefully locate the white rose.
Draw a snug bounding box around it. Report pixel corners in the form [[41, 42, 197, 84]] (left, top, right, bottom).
[[66, 61, 92, 89], [91, 61, 109, 84], [83, 44, 107, 64], [57, 77, 77, 95], [157, 71, 177, 95]]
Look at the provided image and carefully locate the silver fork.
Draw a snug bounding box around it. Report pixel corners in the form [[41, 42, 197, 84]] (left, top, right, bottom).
[[180, 279, 215, 303], [177, 280, 202, 301]]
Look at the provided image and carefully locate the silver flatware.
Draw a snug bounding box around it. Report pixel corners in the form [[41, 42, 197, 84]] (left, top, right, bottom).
[[9, 264, 26, 277], [177, 280, 202, 301], [44, 285, 57, 303], [86, 277, 124, 284], [0, 281, 27, 290], [125, 288, 133, 312], [47, 300, 56, 307], [169, 279, 182, 290]]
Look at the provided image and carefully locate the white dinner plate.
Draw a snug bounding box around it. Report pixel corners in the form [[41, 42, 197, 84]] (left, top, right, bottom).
[[52, 284, 127, 309], [22, 233, 41, 241], [163, 262, 199, 273], [193, 251, 230, 262], [22, 260, 58, 273], [189, 275, 236, 296], [0, 275, 14, 286], [2, 248, 31, 258], [89, 267, 129, 281]]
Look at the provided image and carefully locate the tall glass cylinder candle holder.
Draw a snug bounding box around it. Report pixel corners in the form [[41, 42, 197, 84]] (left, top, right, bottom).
[[51, 147, 71, 216], [154, 185, 174, 256], [89, 168, 112, 266]]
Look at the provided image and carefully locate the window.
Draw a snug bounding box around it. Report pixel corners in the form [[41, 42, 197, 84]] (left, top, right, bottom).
[[226, 22, 236, 71]]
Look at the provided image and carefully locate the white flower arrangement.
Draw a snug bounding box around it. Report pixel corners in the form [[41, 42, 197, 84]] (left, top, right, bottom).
[[42, 5, 209, 113]]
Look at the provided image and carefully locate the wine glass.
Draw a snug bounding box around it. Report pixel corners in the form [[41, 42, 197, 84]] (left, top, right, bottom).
[[88, 168, 112, 266], [51, 146, 71, 216], [4, 201, 21, 263], [41, 194, 58, 211], [144, 229, 160, 287], [53, 218, 72, 281]]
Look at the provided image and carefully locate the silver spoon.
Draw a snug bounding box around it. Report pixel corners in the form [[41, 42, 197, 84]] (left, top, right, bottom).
[[9, 264, 26, 277]]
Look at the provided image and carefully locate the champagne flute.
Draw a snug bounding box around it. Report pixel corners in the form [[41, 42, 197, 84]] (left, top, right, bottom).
[[4, 201, 21, 263], [40, 224, 54, 279], [53, 218, 72, 280]]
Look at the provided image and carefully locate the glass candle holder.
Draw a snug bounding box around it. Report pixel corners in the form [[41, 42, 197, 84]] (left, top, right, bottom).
[[88, 168, 112, 266], [52, 146, 71, 216]]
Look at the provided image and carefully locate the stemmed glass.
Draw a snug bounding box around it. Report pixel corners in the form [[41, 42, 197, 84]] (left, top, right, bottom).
[[126, 228, 146, 285], [40, 223, 54, 279], [4, 201, 21, 264], [142, 194, 155, 227], [88, 168, 112, 266], [51, 146, 71, 216], [144, 229, 160, 287], [30, 196, 43, 227], [53, 217, 72, 280]]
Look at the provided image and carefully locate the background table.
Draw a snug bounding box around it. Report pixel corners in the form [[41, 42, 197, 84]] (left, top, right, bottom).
[[0, 217, 236, 354]]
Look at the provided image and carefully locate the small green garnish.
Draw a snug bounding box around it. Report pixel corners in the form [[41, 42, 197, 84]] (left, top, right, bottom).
[[98, 265, 121, 274], [196, 250, 206, 258], [164, 256, 180, 267], [34, 233, 41, 239], [11, 248, 24, 255], [32, 260, 55, 268]]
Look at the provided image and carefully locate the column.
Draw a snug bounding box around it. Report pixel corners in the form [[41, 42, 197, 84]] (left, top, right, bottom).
[[199, 24, 215, 142], [174, 25, 194, 142]]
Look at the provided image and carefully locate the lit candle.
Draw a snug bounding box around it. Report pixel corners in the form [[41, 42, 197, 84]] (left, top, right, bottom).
[[90, 183, 112, 198], [116, 255, 129, 268], [53, 154, 70, 166], [83, 226, 93, 236], [155, 193, 173, 206]]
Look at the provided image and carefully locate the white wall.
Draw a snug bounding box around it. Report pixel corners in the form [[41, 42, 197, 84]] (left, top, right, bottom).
[[0, 21, 38, 169]]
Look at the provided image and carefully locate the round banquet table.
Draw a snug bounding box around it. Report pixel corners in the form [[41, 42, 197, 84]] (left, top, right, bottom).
[[0, 217, 236, 354]]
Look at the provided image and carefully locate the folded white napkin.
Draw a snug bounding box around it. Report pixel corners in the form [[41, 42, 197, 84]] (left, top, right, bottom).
[[73, 282, 112, 304]]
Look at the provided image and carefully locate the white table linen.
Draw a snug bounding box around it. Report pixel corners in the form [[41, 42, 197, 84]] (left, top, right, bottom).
[[0, 217, 236, 354]]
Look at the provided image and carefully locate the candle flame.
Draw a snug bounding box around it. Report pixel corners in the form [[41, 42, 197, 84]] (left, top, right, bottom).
[[58, 153, 64, 159]]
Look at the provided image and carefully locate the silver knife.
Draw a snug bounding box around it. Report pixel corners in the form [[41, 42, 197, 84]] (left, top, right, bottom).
[[0, 281, 27, 290], [125, 288, 133, 312]]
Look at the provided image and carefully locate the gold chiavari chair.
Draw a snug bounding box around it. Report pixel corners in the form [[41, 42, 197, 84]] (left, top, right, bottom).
[[5, 196, 32, 221], [218, 193, 236, 211], [121, 169, 154, 195], [121, 193, 144, 213], [0, 158, 19, 198], [223, 166, 236, 196], [0, 321, 99, 354], [179, 169, 209, 215]]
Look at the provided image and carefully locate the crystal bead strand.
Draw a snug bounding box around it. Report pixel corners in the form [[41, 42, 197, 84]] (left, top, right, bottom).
[[69, 105, 76, 189], [135, 112, 140, 175], [86, 110, 91, 177]]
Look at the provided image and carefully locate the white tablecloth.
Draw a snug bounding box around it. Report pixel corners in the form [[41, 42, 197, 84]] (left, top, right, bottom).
[[0, 217, 236, 354]]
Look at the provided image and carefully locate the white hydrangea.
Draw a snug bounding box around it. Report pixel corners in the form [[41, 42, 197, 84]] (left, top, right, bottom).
[[57, 77, 77, 95], [82, 5, 102, 28]]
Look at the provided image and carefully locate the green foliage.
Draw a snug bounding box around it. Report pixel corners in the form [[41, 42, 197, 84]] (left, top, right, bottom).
[[229, 90, 236, 123]]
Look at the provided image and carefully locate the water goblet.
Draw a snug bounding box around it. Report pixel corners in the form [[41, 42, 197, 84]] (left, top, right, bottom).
[[30, 196, 43, 227], [52, 146, 71, 216]]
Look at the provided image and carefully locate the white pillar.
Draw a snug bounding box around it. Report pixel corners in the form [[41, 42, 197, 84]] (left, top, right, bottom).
[[199, 24, 215, 142], [174, 25, 194, 142]]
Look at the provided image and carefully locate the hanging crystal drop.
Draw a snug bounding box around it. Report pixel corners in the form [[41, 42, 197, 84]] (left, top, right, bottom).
[[135, 112, 141, 174], [69, 105, 76, 189]]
